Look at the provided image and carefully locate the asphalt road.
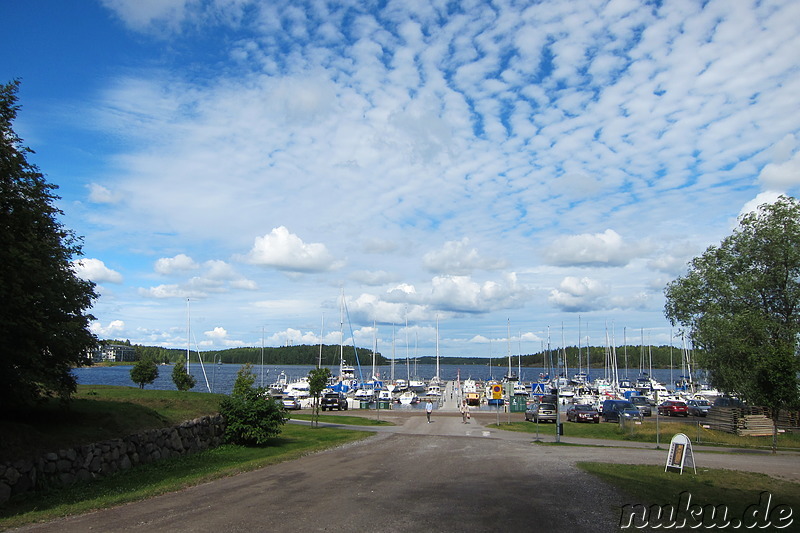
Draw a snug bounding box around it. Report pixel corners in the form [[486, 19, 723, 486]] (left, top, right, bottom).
[[12, 407, 800, 533]]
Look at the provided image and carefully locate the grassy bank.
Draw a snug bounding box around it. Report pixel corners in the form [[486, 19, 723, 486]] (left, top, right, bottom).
[[491, 418, 800, 450], [0, 386, 226, 462], [0, 386, 372, 529], [0, 424, 371, 529], [578, 463, 799, 529]]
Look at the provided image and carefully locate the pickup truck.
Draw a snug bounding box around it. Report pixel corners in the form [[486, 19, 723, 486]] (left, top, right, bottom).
[[321, 391, 348, 411]]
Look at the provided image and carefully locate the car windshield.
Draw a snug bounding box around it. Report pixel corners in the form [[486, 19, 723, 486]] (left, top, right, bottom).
[[696, 400, 710, 406], [575, 405, 594, 411], [539, 404, 556, 410], [621, 402, 636, 409]]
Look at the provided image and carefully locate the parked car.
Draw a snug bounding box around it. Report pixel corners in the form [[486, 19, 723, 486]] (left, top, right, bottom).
[[281, 395, 302, 410], [566, 404, 600, 423], [525, 402, 558, 423], [658, 400, 689, 417], [686, 398, 711, 417], [321, 391, 348, 411], [601, 399, 643, 423], [628, 395, 652, 417]]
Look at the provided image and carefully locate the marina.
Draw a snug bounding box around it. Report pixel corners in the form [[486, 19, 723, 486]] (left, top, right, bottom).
[[73, 362, 717, 413]]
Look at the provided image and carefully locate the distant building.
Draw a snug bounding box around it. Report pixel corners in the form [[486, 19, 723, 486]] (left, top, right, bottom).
[[90, 344, 136, 363]]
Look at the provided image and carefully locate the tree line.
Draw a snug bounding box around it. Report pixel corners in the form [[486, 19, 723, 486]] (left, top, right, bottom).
[[107, 340, 691, 370], [106, 342, 387, 367]]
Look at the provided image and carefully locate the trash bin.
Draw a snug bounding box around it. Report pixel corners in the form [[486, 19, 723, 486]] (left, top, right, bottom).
[[360, 400, 370, 409], [378, 401, 391, 409]]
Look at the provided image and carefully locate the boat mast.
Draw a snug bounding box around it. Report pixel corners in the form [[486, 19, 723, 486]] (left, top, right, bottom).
[[339, 289, 344, 373], [318, 314, 324, 369], [507, 318, 512, 379], [435, 315, 440, 381], [261, 326, 265, 387], [185, 298, 190, 371], [405, 310, 410, 382]]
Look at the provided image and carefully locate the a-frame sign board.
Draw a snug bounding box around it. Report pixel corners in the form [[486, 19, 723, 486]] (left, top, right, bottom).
[[665, 433, 696, 475]]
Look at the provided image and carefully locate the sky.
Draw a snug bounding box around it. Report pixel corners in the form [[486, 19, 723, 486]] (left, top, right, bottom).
[[2, 0, 799, 359]]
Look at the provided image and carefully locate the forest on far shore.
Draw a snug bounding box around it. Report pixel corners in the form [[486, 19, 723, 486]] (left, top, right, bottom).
[[99, 340, 696, 370]]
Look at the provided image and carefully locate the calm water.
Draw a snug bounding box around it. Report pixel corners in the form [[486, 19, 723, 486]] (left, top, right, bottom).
[[73, 362, 692, 396]]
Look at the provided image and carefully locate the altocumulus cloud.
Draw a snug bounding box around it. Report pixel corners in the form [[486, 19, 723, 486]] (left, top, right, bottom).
[[423, 238, 508, 275]]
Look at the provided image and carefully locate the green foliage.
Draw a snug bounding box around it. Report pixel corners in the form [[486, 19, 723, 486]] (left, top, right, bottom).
[[307, 367, 332, 426], [219, 363, 287, 446], [171, 359, 196, 391], [664, 195, 800, 451], [231, 363, 256, 396], [129, 358, 159, 389], [0, 80, 98, 412]]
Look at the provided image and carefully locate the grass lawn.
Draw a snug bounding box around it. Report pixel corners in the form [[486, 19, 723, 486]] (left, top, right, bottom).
[[578, 463, 799, 530], [490, 418, 800, 450], [290, 413, 394, 426]]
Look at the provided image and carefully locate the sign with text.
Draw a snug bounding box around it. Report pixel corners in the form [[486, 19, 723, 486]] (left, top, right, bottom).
[[665, 433, 696, 475]]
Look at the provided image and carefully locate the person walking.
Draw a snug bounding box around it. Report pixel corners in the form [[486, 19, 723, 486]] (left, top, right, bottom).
[[461, 400, 470, 423], [425, 399, 433, 423]]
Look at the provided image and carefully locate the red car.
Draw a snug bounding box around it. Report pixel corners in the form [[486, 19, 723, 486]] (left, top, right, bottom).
[[566, 404, 600, 423], [658, 400, 689, 417]]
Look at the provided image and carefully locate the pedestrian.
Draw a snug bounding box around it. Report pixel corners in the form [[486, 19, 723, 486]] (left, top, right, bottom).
[[425, 399, 433, 423], [461, 400, 470, 423]]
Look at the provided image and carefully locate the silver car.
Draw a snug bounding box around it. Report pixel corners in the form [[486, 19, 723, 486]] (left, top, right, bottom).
[[686, 398, 711, 417], [628, 395, 652, 417], [525, 402, 558, 423]]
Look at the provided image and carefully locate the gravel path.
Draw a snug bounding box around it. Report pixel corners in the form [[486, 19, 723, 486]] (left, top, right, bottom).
[[12, 403, 799, 533]]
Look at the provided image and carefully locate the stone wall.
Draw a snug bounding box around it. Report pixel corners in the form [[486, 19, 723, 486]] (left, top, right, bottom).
[[0, 414, 226, 505]]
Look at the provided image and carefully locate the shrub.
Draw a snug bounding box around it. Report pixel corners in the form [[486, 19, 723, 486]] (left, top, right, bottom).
[[219, 363, 286, 446]]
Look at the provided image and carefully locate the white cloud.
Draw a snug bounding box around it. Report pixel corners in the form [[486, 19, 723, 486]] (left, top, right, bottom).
[[428, 273, 524, 314], [138, 284, 207, 299], [758, 151, 800, 190], [87, 183, 120, 204], [544, 230, 639, 267], [243, 226, 339, 273], [99, 0, 194, 32], [423, 238, 507, 274], [155, 254, 198, 275], [90, 319, 126, 337], [72, 258, 123, 283], [739, 191, 784, 220], [548, 276, 609, 312]]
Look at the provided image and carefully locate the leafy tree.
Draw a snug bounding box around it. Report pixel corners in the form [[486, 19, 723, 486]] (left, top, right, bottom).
[[232, 362, 256, 396], [171, 359, 196, 391], [664, 195, 800, 453], [0, 80, 98, 412], [219, 363, 286, 445], [307, 367, 332, 427], [130, 358, 159, 389]]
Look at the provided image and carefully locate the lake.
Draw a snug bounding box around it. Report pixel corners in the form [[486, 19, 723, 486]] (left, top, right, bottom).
[[73, 362, 692, 396]]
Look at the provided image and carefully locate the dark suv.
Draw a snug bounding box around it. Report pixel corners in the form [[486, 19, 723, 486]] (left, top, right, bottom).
[[601, 399, 642, 422], [321, 391, 348, 411]]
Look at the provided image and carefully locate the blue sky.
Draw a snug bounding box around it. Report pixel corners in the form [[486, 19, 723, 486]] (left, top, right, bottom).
[[3, 0, 799, 358]]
